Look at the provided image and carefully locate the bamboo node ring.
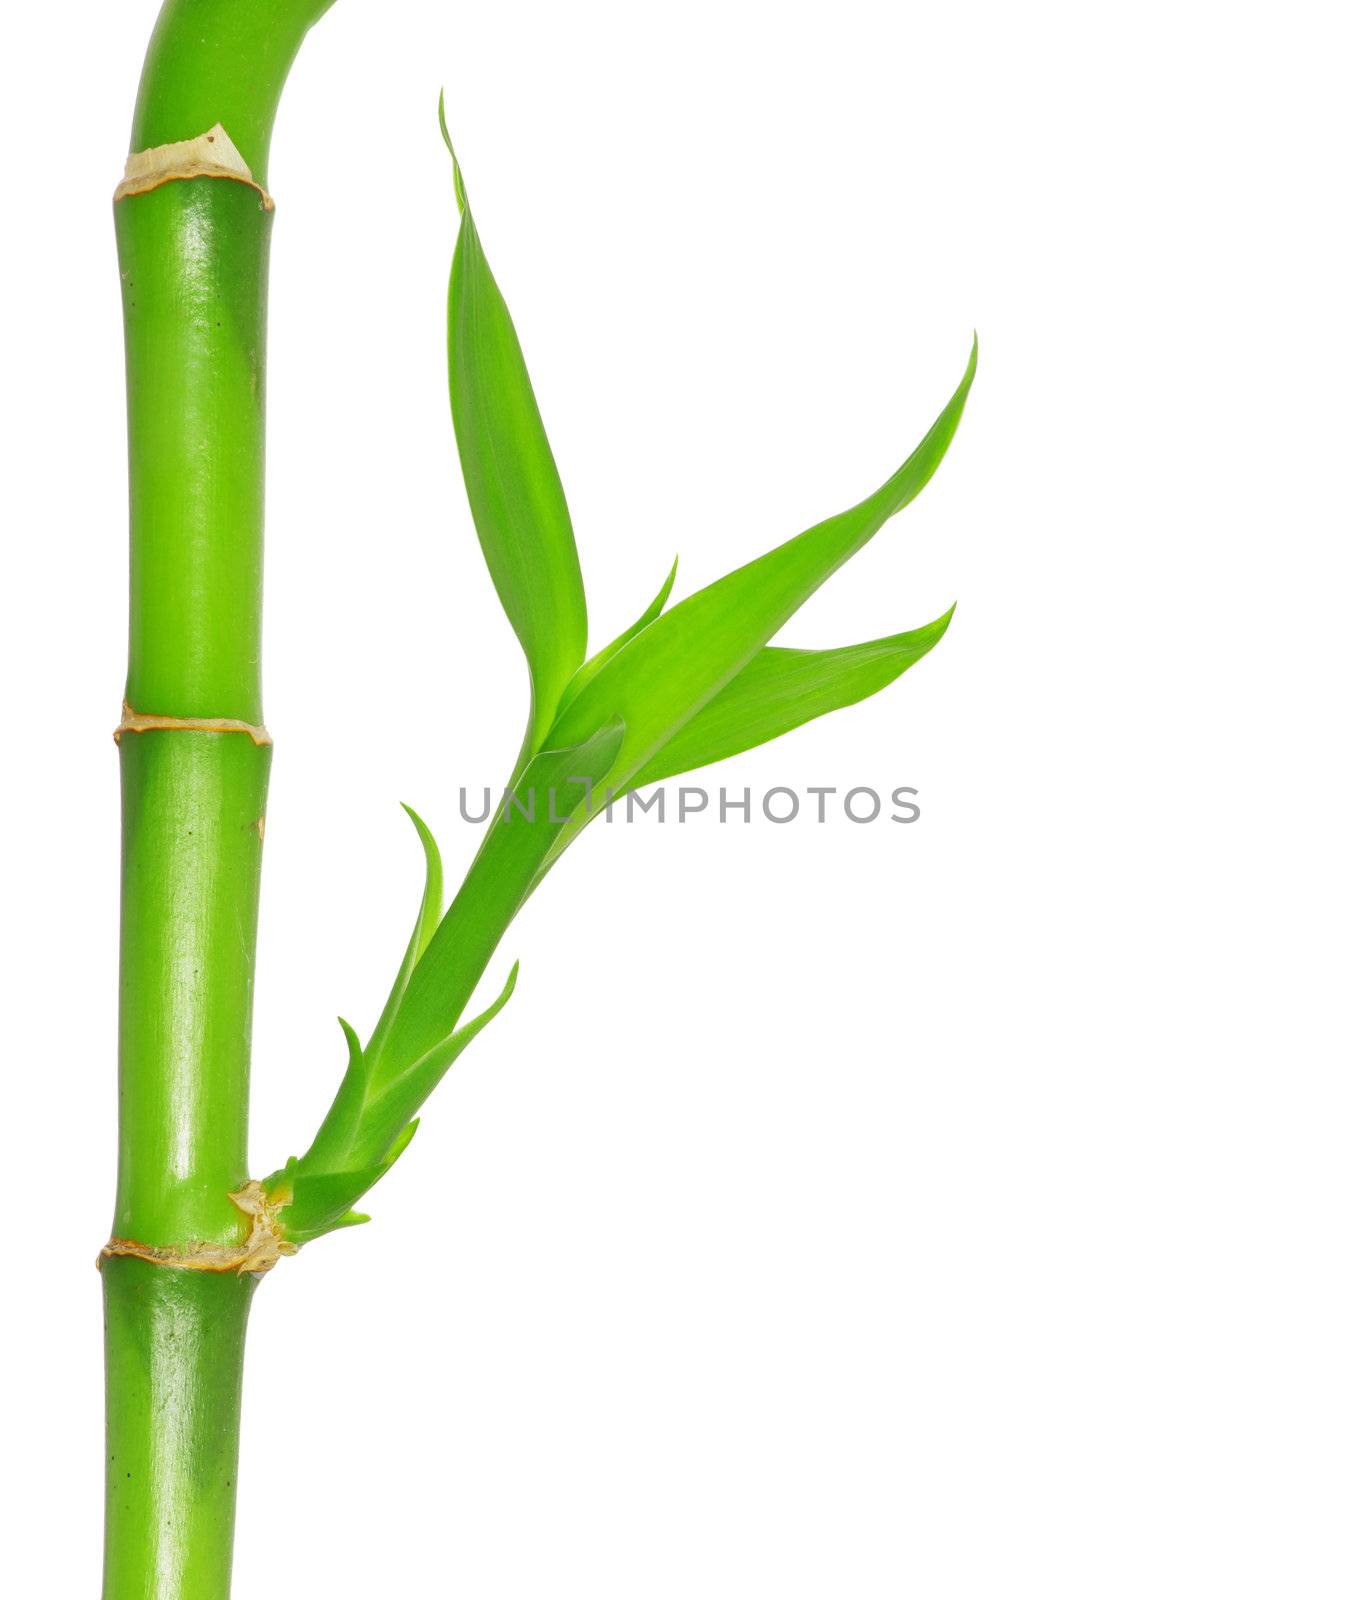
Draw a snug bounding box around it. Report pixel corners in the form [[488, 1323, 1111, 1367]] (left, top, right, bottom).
[[114, 701, 272, 747], [97, 1181, 296, 1277], [114, 123, 274, 210]]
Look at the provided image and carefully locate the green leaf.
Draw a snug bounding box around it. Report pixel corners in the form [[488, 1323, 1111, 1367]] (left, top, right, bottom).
[[556, 557, 679, 720], [279, 1164, 387, 1243], [357, 965, 519, 1158], [375, 718, 625, 1077], [292, 1018, 368, 1176], [546, 338, 977, 791], [381, 1117, 421, 1172], [364, 805, 444, 1067], [276, 1120, 424, 1245], [631, 608, 955, 787], [442, 98, 588, 754]]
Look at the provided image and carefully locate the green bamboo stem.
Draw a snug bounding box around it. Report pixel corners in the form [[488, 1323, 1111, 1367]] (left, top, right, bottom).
[[106, 5, 333, 1596], [114, 176, 272, 1249], [103, 1266, 256, 1600]]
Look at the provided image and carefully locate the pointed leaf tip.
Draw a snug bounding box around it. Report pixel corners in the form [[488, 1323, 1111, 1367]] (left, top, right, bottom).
[[548, 342, 977, 790], [555, 556, 683, 721], [381, 1117, 421, 1173], [362, 804, 446, 1069], [398, 803, 444, 952], [356, 962, 521, 1160], [632, 608, 960, 786], [447, 152, 586, 754], [930, 601, 957, 637], [437, 89, 467, 213]]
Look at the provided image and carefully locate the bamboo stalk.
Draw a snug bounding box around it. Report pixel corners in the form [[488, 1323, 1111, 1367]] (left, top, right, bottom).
[[101, 4, 975, 1593], [105, 5, 333, 1596]]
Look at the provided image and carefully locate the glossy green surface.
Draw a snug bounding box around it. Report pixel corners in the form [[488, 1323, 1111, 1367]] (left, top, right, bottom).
[[108, 2, 335, 1594], [103, 1262, 255, 1600], [114, 163, 273, 1255], [115, 732, 269, 1247], [118, 181, 271, 725]]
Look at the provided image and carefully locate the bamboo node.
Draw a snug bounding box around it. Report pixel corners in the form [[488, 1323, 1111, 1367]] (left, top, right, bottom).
[[97, 1182, 297, 1277], [114, 123, 274, 210], [114, 701, 272, 747]]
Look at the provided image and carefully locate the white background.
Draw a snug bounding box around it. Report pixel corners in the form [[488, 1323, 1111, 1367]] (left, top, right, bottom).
[[2, 1, 1368, 1594]]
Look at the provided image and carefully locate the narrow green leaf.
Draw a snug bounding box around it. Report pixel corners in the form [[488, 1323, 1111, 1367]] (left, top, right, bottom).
[[556, 557, 679, 720], [548, 339, 977, 790], [357, 964, 519, 1158], [631, 608, 955, 787], [381, 1117, 421, 1173], [293, 1018, 368, 1175], [279, 1164, 388, 1243], [364, 805, 444, 1066], [275, 1118, 424, 1244], [375, 719, 624, 1077], [443, 104, 588, 753]]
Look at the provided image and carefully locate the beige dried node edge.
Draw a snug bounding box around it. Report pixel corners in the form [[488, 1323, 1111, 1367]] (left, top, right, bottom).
[[98, 1181, 296, 1277], [114, 123, 274, 209], [114, 701, 272, 746]]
